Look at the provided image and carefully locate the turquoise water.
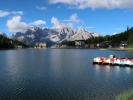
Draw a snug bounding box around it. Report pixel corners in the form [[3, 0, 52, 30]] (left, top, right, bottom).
[[0, 49, 133, 100]]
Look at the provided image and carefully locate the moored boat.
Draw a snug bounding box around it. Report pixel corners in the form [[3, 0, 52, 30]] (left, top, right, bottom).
[[93, 55, 133, 66]]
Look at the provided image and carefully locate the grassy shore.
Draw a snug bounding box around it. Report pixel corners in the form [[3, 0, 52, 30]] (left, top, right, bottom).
[[123, 48, 133, 52], [108, 48, 133, 52], [116, 89, 133, 100]]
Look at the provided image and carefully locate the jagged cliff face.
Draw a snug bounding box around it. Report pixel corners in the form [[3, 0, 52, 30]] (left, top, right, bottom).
[[12, 27, 58, 46], [56, 27, 75, 40], [12, 27, 99, 46], [68, 28, 94, 41]]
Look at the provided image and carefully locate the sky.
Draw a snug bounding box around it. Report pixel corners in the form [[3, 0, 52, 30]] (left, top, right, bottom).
[[0, 0, 133, 36]]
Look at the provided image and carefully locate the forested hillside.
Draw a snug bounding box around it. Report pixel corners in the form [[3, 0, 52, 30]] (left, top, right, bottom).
[[0, 34, 29, 49], [86, 27, 133, 47]]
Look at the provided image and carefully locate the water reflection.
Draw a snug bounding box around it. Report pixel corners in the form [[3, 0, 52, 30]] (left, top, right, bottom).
[[5, 51, 21, 77], [94, 64, 132, 76], [94, 64, 100, 73], [114, 66, 120, 74], [93, 65, 111, 78], [49, 49, 63, 79], [94, 65, 111, 73], [105, 65, 111, 73], [125, 67, 131, 74]]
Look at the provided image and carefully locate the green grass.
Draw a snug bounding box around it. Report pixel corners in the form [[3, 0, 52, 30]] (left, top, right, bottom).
[[116, 89, 133, 100], [127, 44, 133, 48], [110, 47, 133, 52], [123, 48, 133, 52]]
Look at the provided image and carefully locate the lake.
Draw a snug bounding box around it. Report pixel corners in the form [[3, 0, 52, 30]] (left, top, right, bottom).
[[0, 49, 133, 100]]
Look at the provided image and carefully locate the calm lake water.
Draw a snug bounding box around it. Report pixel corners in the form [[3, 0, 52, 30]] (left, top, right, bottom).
[[0, 49, 133, 100]]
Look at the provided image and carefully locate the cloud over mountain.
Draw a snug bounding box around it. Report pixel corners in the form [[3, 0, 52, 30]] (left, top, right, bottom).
[[64, 13, 80, 23], [0, 10, 23, 18], [51, 13, 81, 29], [49, 0, 133, 9], [30, 20, 46, 26], [51, 17, 65, 29], [6, 16, 46, 33], [6, 16, 30, 33]]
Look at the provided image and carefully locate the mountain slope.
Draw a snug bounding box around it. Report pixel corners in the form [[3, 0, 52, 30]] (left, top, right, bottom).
[[68, 28, 94, 41], [12, 27, 99, 47], [13, 27, 58, 46]]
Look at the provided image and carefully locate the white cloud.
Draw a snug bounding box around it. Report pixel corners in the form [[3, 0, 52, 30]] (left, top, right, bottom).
[[0, 10, 10, 17], [10, 11, 23, 15], [30, 20, 46, 26], [6, 16, 47, 33], [6, 16, 30, 33], [70, 13, 80, 23], [51, 13, 81, 29], [51, 17, 65, 29], [36, 6, 47, 10], [112, 32, 118, 35], [64, 13, 80, 23], [49, 0, 133, 9], [0, 10, 23, 18]]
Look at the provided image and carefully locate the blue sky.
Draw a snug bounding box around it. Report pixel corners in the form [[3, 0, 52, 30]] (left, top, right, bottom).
[[0, 0, 133, 36]]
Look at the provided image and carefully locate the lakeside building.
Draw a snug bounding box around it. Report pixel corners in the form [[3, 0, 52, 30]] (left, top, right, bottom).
[[120, 41, 128, 49], [75, 40, 85, 48], [35, 43, 46, 48], [14, 45, 23, 48]]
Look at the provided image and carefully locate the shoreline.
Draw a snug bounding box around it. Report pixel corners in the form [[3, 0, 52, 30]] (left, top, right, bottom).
[[1, 47, 133, 52], [108, 48, 133, 52]]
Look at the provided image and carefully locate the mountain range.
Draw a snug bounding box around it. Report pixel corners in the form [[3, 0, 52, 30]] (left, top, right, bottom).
[[12, 27, 99, 47]]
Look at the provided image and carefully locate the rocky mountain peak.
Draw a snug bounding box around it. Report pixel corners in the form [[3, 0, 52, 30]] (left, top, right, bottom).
[[12, 27, 99, 47], [75, 28, 85, 33]]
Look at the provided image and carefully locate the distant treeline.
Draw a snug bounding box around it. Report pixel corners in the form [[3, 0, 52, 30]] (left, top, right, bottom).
[[0, 34, 29, 49], [61, 27, 133, 48]]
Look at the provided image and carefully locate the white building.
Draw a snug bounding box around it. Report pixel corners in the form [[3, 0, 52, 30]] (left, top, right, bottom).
[[35, 43, 46, 48]]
